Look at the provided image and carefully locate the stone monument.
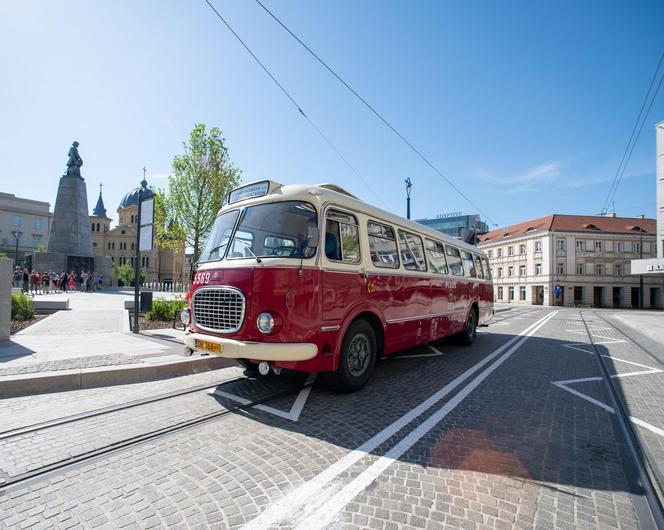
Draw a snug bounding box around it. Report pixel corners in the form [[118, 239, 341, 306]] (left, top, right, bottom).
[[30, 142, 94, 274]]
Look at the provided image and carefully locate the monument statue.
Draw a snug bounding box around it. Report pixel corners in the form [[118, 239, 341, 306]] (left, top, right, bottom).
[[65, 141, 83, 178]]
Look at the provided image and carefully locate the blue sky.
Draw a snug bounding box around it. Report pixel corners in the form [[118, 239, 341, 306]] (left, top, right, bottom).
[[1, 0, 662, 229]]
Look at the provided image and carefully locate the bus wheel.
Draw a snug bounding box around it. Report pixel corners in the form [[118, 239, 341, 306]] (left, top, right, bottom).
[[325, 320, 376, 392], [456, 308, 477, 346]]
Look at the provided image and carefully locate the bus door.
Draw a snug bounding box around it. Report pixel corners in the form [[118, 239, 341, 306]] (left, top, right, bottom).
[[321, 209, 366, 324], [424, 239, 453, 340]]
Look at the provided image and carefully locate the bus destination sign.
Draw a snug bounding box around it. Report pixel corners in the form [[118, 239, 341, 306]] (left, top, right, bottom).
[[228, 181, 270, 204]]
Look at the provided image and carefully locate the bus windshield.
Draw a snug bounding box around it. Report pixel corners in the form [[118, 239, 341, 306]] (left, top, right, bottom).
[[201, 201, 318, 262], [199, 210, 240, 262]]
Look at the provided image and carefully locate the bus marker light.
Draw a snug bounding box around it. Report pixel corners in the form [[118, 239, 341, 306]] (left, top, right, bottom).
[[258, 361, 270, 376]]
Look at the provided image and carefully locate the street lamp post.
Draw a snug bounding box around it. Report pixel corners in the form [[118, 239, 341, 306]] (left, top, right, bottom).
[[405, 178, 413, 220], [11, 230, 23, 270]]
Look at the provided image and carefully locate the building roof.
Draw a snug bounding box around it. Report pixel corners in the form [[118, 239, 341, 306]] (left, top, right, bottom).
[[119, 178, 154, 209], [92, 190, 108, 218], [477, 214, 656, 243]]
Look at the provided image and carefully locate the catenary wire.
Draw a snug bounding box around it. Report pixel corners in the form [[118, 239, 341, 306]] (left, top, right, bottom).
[[601, 53, 664, 215], [253, 0, 497, 227], [201, 0, 387, 207]]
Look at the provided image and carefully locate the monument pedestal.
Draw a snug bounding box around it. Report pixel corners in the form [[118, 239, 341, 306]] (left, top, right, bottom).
[[48, 175, 92, 257]]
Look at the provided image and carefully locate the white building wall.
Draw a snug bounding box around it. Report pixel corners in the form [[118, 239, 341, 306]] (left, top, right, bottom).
[[658, 121, 664, 258]]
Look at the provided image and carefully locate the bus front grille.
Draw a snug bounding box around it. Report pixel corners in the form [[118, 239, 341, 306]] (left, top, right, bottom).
[[192, 287, 245, 334]]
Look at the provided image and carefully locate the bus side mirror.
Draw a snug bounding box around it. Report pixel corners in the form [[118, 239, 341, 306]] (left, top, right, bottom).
[[307, 225, 319, 249]]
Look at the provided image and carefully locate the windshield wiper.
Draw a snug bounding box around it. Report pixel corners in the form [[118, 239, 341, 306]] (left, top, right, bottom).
[[232, 239, 262, 263]]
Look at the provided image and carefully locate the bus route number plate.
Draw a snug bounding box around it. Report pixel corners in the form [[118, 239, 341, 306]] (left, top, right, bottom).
[[196, 339, 222, 354]]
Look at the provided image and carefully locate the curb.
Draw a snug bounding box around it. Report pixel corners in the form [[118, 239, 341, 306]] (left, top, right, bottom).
[[0, 355, 234, 398]]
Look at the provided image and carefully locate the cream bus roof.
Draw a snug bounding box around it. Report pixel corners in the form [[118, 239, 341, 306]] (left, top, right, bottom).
[[221, 181, 485, 256]]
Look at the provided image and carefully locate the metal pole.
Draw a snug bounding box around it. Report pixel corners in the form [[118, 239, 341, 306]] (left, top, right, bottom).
[[133, 188, 143, 333], [405, 178, 412, 220], [639, 228, 644, 309], [14, 237, 19, 270]]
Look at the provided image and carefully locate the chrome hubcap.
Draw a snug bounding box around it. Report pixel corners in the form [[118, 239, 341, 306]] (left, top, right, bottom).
[[347, 333, 371, 376], [468, 313, 475, 337]]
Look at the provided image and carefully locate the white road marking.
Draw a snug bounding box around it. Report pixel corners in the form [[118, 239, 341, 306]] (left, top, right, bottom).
[[552, 376, 664, 438], [243, 310, 558, 530], [210, 373, 316, 422], [592, 339, 627, 345], [293, 310, 559, 530], [563, 343, 595, 355]]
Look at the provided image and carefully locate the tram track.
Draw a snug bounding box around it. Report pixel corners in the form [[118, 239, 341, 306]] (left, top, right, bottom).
[[579, 311, 664, 529], [0, 377, 313, 491]]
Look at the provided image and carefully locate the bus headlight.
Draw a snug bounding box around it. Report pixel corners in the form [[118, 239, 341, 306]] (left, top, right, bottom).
[[257, 312, 275, 334], [180, 308, 190, 325]]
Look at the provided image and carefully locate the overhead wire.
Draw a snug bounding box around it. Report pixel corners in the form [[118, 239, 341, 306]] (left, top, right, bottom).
[[600, 52, 664, 215], [253, 0, 497, 227], [201, 0, 387, 207]]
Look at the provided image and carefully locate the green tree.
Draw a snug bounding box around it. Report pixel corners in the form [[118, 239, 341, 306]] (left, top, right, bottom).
[[112, 262, 147, 287], [168, 123, 241, 261], [153, 188, 185, 250]]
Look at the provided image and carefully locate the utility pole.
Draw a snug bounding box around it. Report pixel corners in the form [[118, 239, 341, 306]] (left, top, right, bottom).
[[405, 178, 413, 220], [639, 227, 644, 309], [11, 231, 22, 270]]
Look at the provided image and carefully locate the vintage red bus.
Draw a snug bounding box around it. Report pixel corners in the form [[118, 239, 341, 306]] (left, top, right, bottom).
[[182, 180, 493, 391]]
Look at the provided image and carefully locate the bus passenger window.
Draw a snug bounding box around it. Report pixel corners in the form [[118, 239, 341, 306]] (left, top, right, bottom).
[[461, 251, 476, 277], [445, 246, 464, 276], [425, 239, 448, 274], [398, 230, 427, 272], [473, 255, 484, 279], [325, 209, 360, 263], [481, 256, 492, 280], [368, 222, 399, 268]]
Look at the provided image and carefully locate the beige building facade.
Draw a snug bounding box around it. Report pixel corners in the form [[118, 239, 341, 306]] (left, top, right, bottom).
[[0, 192, 51, 266], [478, 214, 662, 308], [89, 180, 186, 286]]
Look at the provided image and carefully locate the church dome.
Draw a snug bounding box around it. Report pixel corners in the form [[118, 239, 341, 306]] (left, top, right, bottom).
[[120, 178, 154, 209]]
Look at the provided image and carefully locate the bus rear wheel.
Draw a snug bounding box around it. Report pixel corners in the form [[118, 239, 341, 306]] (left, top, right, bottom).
[[456, 308, 477, 346], [325, 320, 376, 392]]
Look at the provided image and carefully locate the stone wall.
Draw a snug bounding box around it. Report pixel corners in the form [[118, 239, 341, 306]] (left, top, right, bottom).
[[0, 257, 12, 341]]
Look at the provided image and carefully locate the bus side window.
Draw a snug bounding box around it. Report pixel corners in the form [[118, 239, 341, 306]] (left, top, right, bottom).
[[445, 245, 464, 276], [461, 250, 476, 277], [473, 254, 484, 279], [425, 239, 448, 274], [398, 230, 427, 272], [481, 256, 492, 280], [368, 221, 399, 268], [325, 209, 360, 263]]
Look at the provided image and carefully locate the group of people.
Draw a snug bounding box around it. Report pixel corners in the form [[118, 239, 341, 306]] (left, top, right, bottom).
[[12, 267, 103, 294]]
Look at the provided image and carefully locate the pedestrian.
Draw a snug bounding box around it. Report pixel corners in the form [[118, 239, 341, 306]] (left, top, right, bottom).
[[68, 272, 76, 291], [49, 271, 55, 292], [98, 274, 103, 290], [61, 271, 67, 292], [13, 267, 22, 289], [42, 272, 49, 294], [23, 269, 29, 293]]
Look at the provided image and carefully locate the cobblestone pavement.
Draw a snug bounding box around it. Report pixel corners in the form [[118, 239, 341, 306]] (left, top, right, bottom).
[[0, 308, 661, 529]]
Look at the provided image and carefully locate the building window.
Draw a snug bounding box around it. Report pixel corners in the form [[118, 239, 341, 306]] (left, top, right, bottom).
[[634, 242, 641, 254], [508, 246, 514, 256], [596, 264, 603, 276], [594, 241, 602, 252], [96, 223, 100, 232], [131, 243, 135, 251], [12, 215, 22, 227], [487, 250, 493, 259], [557, 263, 564, 275], [519, 244, 526, 255], [93, 242, 97, 247], [121, 230, 125, 235], [107, 242, 111, 250], [557, 239, 565, 251], [32, 235, 41, 248], [576, 263, 584, 275], [616, 241, 623, 253], [615, 264, 623, 276], [497, 248, 503, 258], [111, 257, 115, 263], [534, 240, 542, 253], [519, 286, 526, 301], [91, 223, 95, 232], [497, 267, 503, 278], [508, 286, 515, 301], [576, 240, 585, 252], [536, 263, 542, 275], [519, 265, 526, 276], [498, 286, 503, 300], [112, 242, 115, 250], [508, 266, 514, 277]]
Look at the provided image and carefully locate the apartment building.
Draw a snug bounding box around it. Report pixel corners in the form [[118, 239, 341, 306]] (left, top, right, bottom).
[[0, 192, 51, 266], [477, 214, 661, 308]]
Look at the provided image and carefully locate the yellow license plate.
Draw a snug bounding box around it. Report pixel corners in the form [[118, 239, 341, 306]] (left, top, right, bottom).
[[196, 339, 222, 354]]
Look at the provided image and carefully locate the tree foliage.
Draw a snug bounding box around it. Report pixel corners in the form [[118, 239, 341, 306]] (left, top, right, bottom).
[[112, 262, 146, 286], [152, 188, 185, 251], [168, 123, 241, 261]]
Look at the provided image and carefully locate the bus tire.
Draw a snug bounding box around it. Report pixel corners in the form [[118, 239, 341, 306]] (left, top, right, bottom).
[[325, 320, 376, 392], [456, 307, 477, 346]]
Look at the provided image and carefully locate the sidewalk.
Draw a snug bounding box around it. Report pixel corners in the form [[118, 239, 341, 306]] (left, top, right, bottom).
[[0, 291, 231, 396], [609, 310, 664, 350]]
